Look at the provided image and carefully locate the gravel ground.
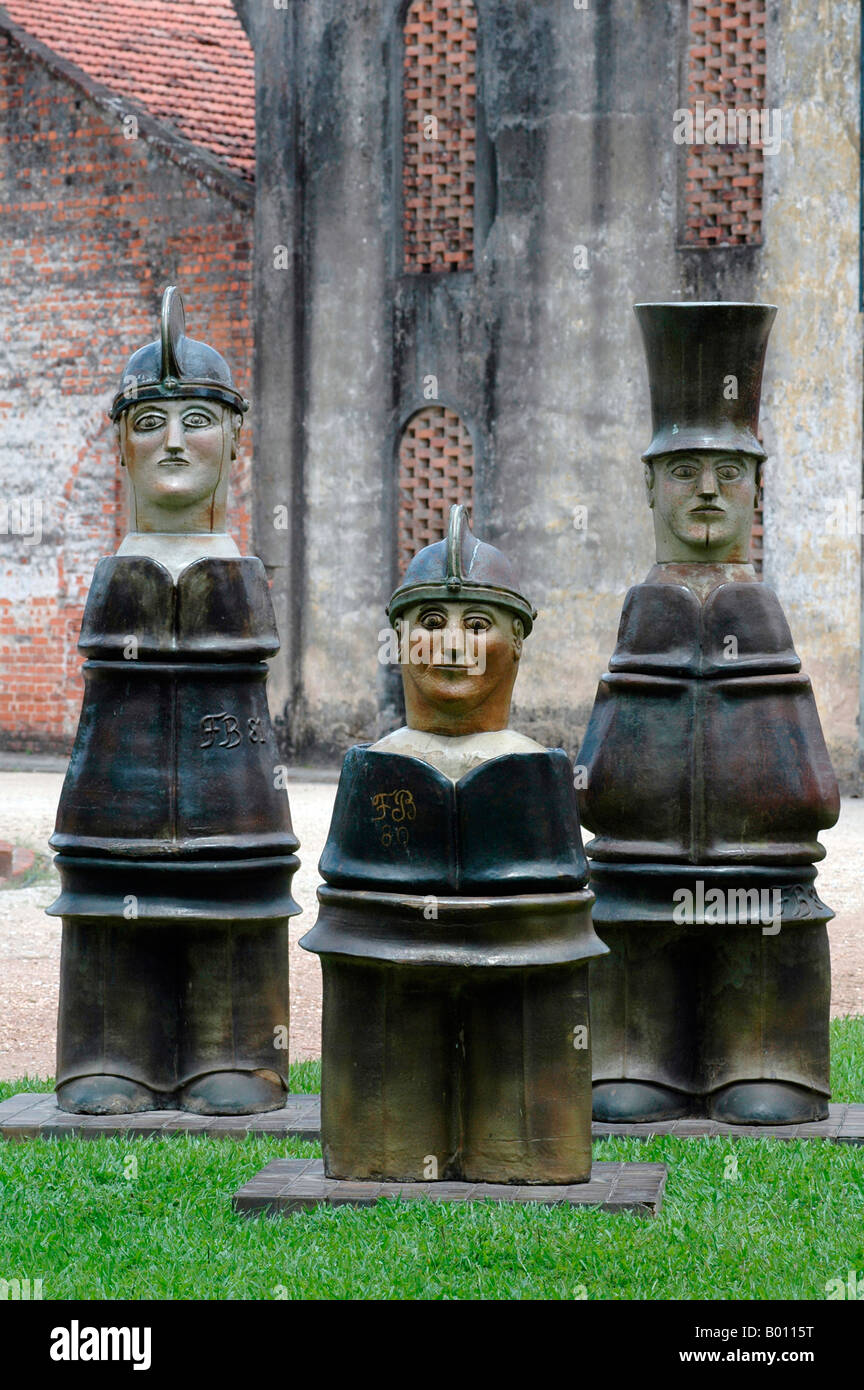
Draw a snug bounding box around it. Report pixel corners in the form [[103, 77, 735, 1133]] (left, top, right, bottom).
[[0, 772, 336, 1079], [0, 770, 862, 1081]]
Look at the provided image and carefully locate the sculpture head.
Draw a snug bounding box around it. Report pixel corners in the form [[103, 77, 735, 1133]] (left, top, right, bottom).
[[635, 301, 776, 564], [110, 287, 248, 534], [644, 449, 762, 562], [387, 505, 536, 736]]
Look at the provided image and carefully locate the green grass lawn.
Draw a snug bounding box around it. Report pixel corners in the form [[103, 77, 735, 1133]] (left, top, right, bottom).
[[1, 1021, 863, 1301]]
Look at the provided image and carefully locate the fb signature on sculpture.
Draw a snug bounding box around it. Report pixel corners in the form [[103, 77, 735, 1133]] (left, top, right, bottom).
[[371, 789, 417, 848], [199, 712, 267, 749]]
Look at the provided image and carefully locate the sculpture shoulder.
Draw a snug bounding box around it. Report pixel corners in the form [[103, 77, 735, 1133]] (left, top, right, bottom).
[[609, 577, 800, 676], [319, 745, 456, 891], [322, 745, 591, 895], [319, 744, 588, 893], [78, 554, 278, 659], [457, 748, 589, 892], [176, 556, 278, 655]]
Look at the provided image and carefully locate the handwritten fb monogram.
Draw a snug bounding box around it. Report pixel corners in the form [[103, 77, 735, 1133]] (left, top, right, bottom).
[[200, 713, 266, 749], [371, 789, 417, 848]]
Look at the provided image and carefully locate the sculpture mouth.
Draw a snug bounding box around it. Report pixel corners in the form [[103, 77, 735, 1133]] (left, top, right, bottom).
[[689, 505, 725, 516], [158, 457, 191, 468]]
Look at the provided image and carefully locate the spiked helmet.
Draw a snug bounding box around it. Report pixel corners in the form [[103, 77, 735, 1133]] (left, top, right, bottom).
[[388, 504, 537, 636], [110, 286, 249, 421]]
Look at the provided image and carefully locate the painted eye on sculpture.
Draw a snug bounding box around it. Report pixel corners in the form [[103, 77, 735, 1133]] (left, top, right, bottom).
[[464, 616, 491, 632], [717, 465, 743, 480], [183, 411, 216, 429], [132, 413, 165, 432], [420, 612, 447, 630]]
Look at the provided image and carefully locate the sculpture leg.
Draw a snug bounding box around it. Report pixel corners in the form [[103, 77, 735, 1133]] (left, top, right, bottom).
[[703, 923, 831, 1124], [319, 958, 454, 1181], [56, 919, 177, 1113], [590, 923, 698, 1121], [460, 964, 593, 1183], [176, 920, 291, 1115]]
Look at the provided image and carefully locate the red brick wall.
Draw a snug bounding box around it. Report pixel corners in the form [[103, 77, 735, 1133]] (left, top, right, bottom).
[[0, 36, 252, 752]]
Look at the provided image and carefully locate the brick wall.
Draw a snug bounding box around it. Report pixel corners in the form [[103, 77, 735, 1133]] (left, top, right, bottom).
[[685, 1, 766, 246], [0, 36, 252, 752], [403, 0, 477, 273], [397, 406, 474, 572], [400, 2, 477, 572]]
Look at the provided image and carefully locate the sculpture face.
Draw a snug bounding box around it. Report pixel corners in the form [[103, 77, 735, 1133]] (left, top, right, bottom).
[[119, 398, 239, 534], [645, 449, 760, 563], [397, 599, 523, 736]]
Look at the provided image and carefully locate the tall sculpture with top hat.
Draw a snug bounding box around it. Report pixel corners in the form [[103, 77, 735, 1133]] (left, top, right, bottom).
[[578, 302, 839, 1125], [49, 288, 300, 1116]]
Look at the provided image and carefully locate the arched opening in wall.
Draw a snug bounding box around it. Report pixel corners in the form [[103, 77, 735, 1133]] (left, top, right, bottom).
[[398, 405, 474, 573], [402, 0, 477, 273]]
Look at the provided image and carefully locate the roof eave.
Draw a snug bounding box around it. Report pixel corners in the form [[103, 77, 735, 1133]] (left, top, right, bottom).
[[0, 8, 255, 210]]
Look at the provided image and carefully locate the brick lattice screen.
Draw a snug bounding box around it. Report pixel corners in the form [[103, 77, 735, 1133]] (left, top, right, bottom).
[[749, 422, 766, 574], [403, 0, 477, 273], [398, 407, 474, 572], [750, 497, 764, 572], [684, 1, 766, 246]]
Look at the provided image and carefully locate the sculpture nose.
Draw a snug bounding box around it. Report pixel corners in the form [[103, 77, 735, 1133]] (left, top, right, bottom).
[[440, 621, 466, 660], [165, 414, 185, 451], [698, 462, 718, 496]]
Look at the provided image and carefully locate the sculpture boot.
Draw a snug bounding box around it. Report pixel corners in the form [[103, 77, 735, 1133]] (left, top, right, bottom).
[[592, 1080, 690, 1123], [56, 1075, 160, 1115], [708, 1081, 828, 1126], [178, 1070, 286, 1116]]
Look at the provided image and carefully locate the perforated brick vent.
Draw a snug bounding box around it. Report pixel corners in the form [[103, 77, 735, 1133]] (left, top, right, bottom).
[[749, 424, 766, 574], [403, 0, 477, 273], [398, 406, 474, 572], [751, 492, 764, 573], [685, 1, 766, 246]]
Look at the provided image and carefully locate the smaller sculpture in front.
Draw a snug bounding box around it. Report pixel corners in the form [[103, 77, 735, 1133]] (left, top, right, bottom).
[[301, 504, 606, 1183]]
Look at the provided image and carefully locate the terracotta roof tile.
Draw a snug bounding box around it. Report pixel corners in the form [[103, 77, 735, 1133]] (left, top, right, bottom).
[[3, 0, 255, 179]]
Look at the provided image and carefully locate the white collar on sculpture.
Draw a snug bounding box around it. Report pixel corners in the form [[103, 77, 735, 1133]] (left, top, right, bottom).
[[369, 725, 545, 783], [115, 531, 241, 583]]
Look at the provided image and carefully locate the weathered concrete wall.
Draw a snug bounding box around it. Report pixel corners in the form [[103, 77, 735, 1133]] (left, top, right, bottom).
[[242, 1, 395, 756], [244, 0, 680, 762], [757, 0, 862, 790], [244, 0, 862, 787], [485, 1, 682, 749], [0, 32, 253, 751]]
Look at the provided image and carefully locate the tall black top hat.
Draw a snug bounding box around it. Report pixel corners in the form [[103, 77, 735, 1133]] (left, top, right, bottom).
[[110, 286, 249, 421], [635, 301, 776, 461], [387, 504, 537, 635]]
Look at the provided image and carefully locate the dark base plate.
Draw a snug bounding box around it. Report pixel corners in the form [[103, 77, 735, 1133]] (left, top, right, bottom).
[[592, 1104, 864, 1143], [0, 1091, 321, 1141], [2, 1092, 862, 1144], [232, 1158, 668, 1215]]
